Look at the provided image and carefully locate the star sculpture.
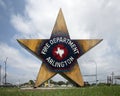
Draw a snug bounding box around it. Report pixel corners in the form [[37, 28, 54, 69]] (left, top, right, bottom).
[[17, 9, 102, 87]]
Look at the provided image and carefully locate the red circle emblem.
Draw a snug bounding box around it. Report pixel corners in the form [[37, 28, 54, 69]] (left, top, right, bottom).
[[52, 44, 68, 61]]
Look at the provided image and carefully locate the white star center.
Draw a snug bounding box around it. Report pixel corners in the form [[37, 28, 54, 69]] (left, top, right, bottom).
[[55, 47, 64, 57]]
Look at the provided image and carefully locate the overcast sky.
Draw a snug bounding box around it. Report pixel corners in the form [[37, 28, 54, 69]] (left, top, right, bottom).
[[0, 0, 120, 84]]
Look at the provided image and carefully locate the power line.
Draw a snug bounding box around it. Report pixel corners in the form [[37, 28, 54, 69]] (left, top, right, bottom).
[[83, 74, 96, 76]]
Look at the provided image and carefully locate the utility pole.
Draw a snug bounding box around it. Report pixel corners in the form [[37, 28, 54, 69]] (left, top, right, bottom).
[[95, 62, 97, 86], [92, 61, 97, 86], [89, 60, 98, 85], [0, 65, 1, 85], [111, 72, 114, 84], [4, 57, 8, 85]]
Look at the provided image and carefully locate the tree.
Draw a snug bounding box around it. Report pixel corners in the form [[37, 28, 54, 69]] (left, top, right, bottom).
[[57, 81, 65, 85], [29, 80, 34, 85], [66, 81, 71, 85], [50, 79, 57, 85]]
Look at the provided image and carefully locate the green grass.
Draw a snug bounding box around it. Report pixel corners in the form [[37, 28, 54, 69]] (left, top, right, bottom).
[[0, 86, 120, 96]]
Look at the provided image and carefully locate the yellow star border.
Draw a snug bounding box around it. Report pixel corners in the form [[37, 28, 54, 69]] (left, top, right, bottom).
[[17, 9, 102, 87]]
